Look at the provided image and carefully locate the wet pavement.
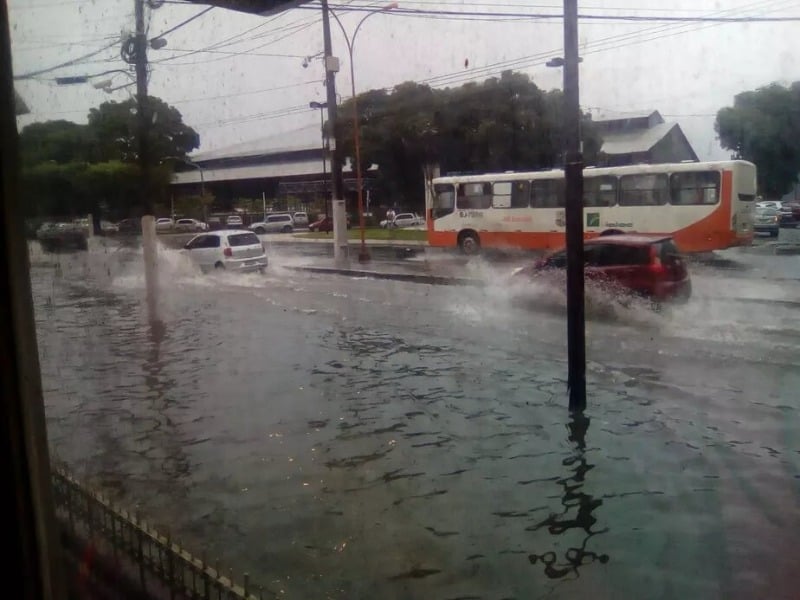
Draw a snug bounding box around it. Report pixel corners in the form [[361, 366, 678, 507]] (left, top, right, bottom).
[[29, 232, 800, 599]]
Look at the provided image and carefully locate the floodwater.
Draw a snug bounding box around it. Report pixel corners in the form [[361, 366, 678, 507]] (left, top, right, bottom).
[[29, 236, 800, 599]]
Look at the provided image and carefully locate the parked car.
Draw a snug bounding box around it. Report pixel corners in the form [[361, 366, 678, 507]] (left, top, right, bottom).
[[756, 200, 783, 211], [226, 214, 244, 227], [778, 201, 800, 226], [155, 218, 174, 232], [512, 234, 691, 305], [293, 212, 310, 228], [116, 218, 142, 234], [754, 206, 780, 237], [37, 222, 88, 252], [181, 230, 268, 273], [174, 218, 208, 233], [100, 220, 118, 234], [380, 212, 423, 229], [249, 213, 295, 234], [309, 214, 351, 233]]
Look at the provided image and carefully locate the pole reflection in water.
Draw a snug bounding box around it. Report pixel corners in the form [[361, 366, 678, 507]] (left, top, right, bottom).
[[528, 412, 609, 579]]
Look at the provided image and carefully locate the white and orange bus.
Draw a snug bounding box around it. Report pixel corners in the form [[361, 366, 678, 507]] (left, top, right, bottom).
[[426, 160, 756, 254]]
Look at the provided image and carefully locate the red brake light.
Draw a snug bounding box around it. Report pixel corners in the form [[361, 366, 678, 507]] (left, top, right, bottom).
[[223, 247, 232, 257], [649, 246, 666, 275]]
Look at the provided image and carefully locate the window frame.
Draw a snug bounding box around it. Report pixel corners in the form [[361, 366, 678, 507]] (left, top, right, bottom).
[[619, 173, 670, 207]]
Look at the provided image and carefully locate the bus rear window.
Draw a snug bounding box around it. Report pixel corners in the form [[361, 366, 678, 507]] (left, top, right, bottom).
[[670, 171, 720, 205]]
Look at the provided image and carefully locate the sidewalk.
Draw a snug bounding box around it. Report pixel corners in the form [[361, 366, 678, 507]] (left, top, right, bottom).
[[286, 256, 484, 286]]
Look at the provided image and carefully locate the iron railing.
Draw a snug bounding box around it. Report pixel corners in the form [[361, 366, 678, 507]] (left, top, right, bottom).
[[51, 466, 267, 600]]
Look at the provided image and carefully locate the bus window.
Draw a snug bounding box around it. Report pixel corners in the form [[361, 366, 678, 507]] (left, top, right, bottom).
[[531, 179, 565, 208], [511, 181, 530, 208], [619, 173, 669, 206], [492, 182, 512, 208], [433, 183, 455, 218], [457, 182, 492, 209], [670, 171, 720, 205], [584, 176, 618, 207]]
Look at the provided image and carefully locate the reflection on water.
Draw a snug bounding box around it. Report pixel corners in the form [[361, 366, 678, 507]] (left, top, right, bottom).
[[28, 243, 800, 599], [528, 413, 610, 579]]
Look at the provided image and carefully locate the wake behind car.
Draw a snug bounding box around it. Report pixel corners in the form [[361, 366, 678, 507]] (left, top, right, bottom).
[[182, 230, 268, 273], [513, 234, 691, 305]]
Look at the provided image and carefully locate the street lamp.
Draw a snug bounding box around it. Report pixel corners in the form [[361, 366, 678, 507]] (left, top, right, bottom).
[[309, 100, 330, 217], [329, 1, 398, 263]]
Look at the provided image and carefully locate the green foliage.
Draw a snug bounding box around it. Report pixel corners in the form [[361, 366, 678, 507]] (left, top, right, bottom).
[[716, 82, 800, 198], [335, 71, 601, 210], [87, 95, 199, 164], [18, 95, 199, 219]]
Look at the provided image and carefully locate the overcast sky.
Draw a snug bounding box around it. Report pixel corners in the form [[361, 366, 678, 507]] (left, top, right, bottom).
[[9, 0, 800, 161]]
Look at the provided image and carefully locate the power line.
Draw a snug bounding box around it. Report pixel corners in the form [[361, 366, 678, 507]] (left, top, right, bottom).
[[150, 6, 214, 40], [311, 3, 800, 22], [169, 79, 319, 104], [13, 40, 119, 80]]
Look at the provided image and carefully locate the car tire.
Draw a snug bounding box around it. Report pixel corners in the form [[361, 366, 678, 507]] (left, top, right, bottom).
[[458, 230, 481, 255], [770, 229, 779, 238], [254, 227, 266, 234], [214, 261, 225, 270], [282, 225, 292, 233]]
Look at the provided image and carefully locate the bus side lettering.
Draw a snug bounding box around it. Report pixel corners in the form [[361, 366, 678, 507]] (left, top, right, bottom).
[[458, 210, 485, 218]]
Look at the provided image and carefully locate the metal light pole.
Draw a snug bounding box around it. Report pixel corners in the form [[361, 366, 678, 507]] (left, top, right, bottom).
[[320, 0, 349, 264], [329, 2, 398, 263], [563, 0, 586, 412], [310, 101, 330, 217], [134, 0, 160, 324]]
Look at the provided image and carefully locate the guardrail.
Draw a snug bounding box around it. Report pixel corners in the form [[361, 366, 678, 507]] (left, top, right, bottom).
[[51, 466, 266, 600]]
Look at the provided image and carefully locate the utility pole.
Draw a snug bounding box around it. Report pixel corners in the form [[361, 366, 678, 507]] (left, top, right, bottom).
[[134, 0, 159, 321], [320, 0, 348, 264], [563, 0, 586, 412]]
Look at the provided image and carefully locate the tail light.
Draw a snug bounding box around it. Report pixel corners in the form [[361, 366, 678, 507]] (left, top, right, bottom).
[[648, 246, 666, 275], [223, 247, 232, 257]]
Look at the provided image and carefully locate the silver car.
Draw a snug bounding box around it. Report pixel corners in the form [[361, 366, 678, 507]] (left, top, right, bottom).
[[249, 214, 295, 234], [181, 230, 268, 273], [293, 212, 310, 228]]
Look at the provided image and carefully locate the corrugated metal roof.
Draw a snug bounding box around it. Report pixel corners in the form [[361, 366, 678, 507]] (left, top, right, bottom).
[[171, 158, 373, 185], [593, 109, 659, 123], [186, 0, 307, 16], [599, 121, 676, 155]]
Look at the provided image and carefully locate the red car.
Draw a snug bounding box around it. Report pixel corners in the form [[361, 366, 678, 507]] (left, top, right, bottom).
[[513, 234, 691, 304], [309, 214, 351, 233]]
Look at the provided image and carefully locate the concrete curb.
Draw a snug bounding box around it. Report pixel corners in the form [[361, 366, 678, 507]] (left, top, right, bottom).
[[287, 266, 481, 286]]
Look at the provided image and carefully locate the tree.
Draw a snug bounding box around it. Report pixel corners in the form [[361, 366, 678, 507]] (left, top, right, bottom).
[[716, 82, 800, 198], [335, 71, 602, 211], [87, 95, 200, 165], [18, 95, 198, 221]]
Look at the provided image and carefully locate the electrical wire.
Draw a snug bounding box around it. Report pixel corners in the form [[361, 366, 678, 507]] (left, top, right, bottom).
[[13, 40, 120, 80], [150, 6, 214, 40]]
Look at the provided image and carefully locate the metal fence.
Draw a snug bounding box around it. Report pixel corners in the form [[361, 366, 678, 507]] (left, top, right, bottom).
[[51, 467, 266, 600]]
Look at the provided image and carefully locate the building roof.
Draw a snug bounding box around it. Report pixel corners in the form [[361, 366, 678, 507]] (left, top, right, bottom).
[[599, 121, 678, 155], [191, 136, 320, 163], [172, 157, 374, 185], [593, 109, 661, 124]]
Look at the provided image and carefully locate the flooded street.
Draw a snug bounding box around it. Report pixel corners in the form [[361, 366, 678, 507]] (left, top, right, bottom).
[[30, 238, 800, 600]]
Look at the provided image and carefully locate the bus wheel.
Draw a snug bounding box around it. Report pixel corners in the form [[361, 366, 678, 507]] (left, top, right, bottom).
[[599, 229, 624, 237], [458, 230, 481, 255]]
